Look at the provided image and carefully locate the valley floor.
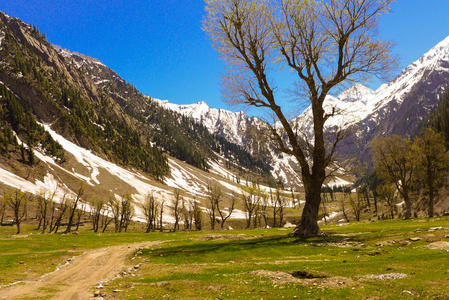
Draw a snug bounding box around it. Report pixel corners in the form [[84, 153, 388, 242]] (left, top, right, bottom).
[[1, 218, 449, 299]]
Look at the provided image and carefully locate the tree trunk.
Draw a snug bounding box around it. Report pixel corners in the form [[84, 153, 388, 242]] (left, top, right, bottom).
[[15, 218, 21, 234], [428, 190, 434, 218], [402, 189, 412, 219], [37, 218, 42, 231], [290, 177, 323, 237], [64, 188, 83, 233], [373, 194, 378, 214], [427, 165, 434, 218], [245, 212, 252, 229]]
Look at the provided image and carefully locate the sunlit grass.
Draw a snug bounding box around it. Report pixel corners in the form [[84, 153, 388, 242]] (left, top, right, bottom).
[[2, 217, 449, 299]]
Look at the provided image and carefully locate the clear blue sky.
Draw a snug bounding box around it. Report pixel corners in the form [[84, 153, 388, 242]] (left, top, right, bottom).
[[1, 0, 449, 116]]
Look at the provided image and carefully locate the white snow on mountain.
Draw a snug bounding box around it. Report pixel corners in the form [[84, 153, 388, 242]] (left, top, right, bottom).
[[294, 35, 449, 132], [153, 98, 262, 145], [151, 35, 449, 188], [0, 120, 270, 222]]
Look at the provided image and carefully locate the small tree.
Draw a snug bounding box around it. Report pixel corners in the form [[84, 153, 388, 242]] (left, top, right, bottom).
[[49, 192, 69, 233], [36, 185, 59, 234], [366, 173, 382, 214], [259, 192, 269, 228], [119, 194, 134, 232], [101, 204, 114, 233], [206, 184, 221, 230], [141, 193, 159, 232], [241, 184, 261, 229], [376, 184, 397, 219], [90, 198, 105, 233], [412, 128, 449, 217], [75, 201, 86, 231], [5, 189, 29, 234], [291, 189, 299, 209], [35, 193, 46, 231], [371, 135, 415, 219], [106, 194, 135, 232], [159, 199, 165, 232], [182, 199, 195, 230], [64, 186, 84, 233], [340, 196, 350, 223], [321, 196, 328, 225], [171, 189, 182, 232], [275, 188, 288, 227], [271, 190, 278, 228], [192, 199, 203, 230], [217, 192, 237, 229], [0, 195, 7, 225], [108, 196, 121, 233], [348, 194, 363, 222]]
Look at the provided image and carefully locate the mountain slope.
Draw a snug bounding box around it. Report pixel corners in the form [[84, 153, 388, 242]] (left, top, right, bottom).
[[0, 12, 171, 181], [334, 36, 449, 166]]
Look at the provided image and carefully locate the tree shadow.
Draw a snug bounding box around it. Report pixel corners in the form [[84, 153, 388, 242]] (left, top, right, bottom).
[[145, 233, 346, 260]]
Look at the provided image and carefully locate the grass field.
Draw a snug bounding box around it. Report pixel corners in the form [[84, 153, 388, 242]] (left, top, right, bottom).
[[1, 217, 449, 299]]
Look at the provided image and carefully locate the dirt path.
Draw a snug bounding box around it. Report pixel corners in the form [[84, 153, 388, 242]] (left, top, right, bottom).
[[0, 241, 161, 300]]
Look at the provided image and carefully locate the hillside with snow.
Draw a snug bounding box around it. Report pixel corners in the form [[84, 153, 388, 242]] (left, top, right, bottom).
[[0, 11, 276, 223], [0, 120, 259, 223], [153, 99, 264, 146]]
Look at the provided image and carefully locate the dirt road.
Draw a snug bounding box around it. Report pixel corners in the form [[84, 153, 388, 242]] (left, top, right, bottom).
[[0, 241, 161, 300]]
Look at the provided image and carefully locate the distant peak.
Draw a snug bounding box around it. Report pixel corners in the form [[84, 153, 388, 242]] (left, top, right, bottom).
[[0, 11, 11, 19], [338, 83, 375, 102], [53, 45, 104, 66], [435, 35, 449, 48], [195, 101, 209, 107]]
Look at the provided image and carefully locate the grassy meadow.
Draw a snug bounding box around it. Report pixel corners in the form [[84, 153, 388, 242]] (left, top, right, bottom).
[[1, 216, 449, 299]]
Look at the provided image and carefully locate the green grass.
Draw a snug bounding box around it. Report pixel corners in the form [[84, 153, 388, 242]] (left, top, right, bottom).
[[2, 218, 449, 299]]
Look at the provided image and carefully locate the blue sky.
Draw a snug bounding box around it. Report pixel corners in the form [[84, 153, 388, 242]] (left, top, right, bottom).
[[1, 0, 449, 116]]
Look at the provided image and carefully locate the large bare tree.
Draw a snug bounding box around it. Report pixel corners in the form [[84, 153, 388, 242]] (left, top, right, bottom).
[[203, 0, 397, 236]]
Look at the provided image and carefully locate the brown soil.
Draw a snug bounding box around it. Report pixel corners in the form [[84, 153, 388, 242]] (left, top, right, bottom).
[[0, 241, 161, 300], [428, 241, 449, 250], [249, 269, 354, 288]]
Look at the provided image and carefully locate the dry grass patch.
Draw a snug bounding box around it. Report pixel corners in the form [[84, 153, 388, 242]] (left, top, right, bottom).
[[195, 234, 246, 241], [428, 241, 449, 250]]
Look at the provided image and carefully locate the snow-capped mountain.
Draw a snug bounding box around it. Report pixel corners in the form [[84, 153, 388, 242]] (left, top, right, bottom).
[[295, 35, 449, 135], [333, 35, 449, 165], [157, 35, 449, 180], [154, 99, 263, 146]]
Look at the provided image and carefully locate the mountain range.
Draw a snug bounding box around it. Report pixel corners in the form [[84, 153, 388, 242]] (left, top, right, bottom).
[[0, 11, 449, 220], [155, 35, 449, 183]]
